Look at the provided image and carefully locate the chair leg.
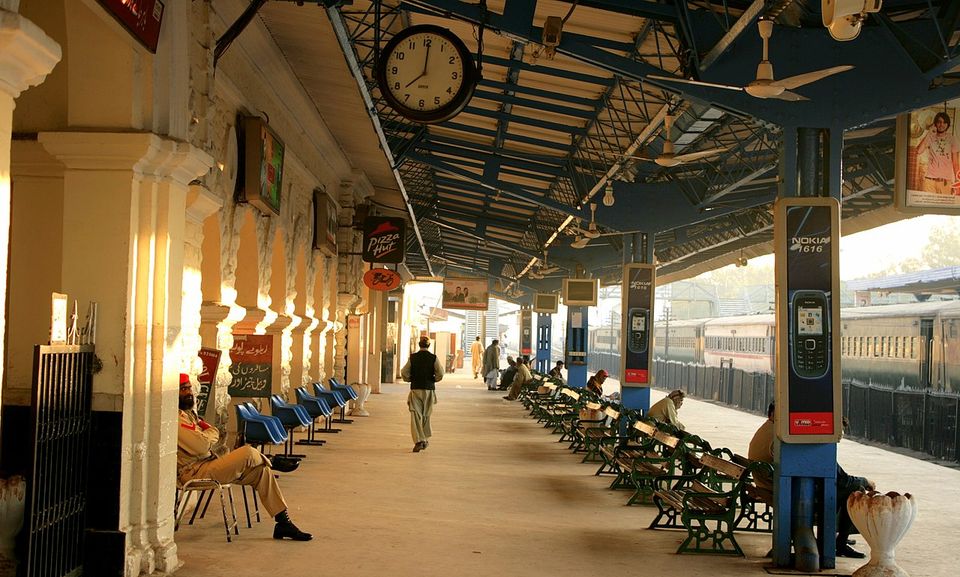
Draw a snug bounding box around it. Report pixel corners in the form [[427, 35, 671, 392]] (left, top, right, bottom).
[[332, 405, 354, 424], [188, 490, 209, 525], [296, 421, 326, 445], [241, 484, 253, 528], [252, 487, 261, 522], [226, 486, 240, 535], [198, 489, 215, 521], [218, 486, 233, 543], [316, 414, 341, 434]]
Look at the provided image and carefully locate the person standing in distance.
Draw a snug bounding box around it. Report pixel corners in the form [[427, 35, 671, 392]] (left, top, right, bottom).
[[482, 338, 501, 390], [470, 336, 484, 379], [401, 336, 444, 452]]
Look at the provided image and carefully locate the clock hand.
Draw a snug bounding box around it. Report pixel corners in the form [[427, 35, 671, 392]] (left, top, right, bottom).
[[404, 71, 425, 88], [421, 43, 431, 76]]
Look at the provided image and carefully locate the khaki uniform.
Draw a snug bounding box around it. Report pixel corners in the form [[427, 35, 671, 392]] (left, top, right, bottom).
[[648, 397, 684, 431], [177, 410, 287, 517]]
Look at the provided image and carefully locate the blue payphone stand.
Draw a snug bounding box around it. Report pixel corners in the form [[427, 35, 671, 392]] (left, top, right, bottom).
[[535, 313, 551, 374], [565, 306, 588, 388]]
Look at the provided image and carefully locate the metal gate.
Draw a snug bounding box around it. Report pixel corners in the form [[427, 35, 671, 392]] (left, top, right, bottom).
[[23, 344, 95, 577]]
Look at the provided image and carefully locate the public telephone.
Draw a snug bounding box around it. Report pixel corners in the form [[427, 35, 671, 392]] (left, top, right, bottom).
[[627, 307, 649, 354], [790, 290, 830, 379]]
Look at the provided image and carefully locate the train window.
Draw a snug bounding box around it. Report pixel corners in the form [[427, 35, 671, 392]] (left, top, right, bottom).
[[951, 322, 958, 339]]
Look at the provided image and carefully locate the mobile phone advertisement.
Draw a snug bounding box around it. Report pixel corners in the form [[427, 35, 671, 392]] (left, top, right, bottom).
[[776, 198, 841, 442], [621, 263, 655, 387]]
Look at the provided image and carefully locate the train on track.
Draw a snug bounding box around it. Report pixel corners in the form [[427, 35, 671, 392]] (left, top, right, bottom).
[[589, 301, 960, 392]]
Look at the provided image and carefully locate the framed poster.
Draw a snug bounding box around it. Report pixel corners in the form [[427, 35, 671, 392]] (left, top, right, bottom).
[[237, 116, 284, 216], [441, 277, 489, 310], [895, 98, 960, 214], [227, 334, 273, 397], [313, 188, 338, 257], [196, 348, 221, 419]]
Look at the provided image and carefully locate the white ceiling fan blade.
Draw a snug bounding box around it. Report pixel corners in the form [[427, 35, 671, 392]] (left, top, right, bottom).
[[673, 147, 730, 163], [770, 90, 809, 102], [648, 74, 745, 92], [571, 237, 590, 249], [772, 65, 854, 90], [540, 266, 561, 274]]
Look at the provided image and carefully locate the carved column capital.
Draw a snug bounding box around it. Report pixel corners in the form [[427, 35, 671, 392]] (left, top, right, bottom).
[[0, 8, 61, 99]]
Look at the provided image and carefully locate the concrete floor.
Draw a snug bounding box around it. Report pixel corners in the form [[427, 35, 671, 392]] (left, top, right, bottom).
[[173, 372, 957, 577]]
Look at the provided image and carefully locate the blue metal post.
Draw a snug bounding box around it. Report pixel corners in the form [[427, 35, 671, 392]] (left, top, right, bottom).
[[535, 312, 551, 373], [565, 305, 588, 388]]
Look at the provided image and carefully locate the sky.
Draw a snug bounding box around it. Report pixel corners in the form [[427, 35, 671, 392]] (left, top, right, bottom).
[[748, 214, 958, 280]]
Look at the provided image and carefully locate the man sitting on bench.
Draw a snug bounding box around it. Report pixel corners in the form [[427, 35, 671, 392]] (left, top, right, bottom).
[[648, 390, 685, 430], [177, 374, 312, 541]]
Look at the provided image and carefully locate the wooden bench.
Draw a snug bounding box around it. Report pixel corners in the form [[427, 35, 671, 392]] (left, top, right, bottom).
[[572, 404, 621, 462], [621, 429, 696, 506], [648, 451, 769, 555], [733, 454, 774, 533], [599, 418, 658, 482]]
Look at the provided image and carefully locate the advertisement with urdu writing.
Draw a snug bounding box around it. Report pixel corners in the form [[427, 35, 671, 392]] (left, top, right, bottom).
[[621, 264, 655, 387], [775, 197, 842, 443], [896, 98, 960, 214], [196, 348, 221, 419], [227, 334, 273, 397], [441, 277, 489, 310]]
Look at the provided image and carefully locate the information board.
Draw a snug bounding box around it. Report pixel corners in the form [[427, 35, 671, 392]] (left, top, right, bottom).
[[196, 348, 221, 418], [621, 263, 655, 386], [227, 334, 273, 397]]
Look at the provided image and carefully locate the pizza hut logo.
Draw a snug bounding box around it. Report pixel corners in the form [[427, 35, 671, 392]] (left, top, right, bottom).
[[362, 217, 406, 264]]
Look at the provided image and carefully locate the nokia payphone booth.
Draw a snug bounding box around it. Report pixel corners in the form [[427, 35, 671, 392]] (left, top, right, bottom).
[[563, 278, 598, 388], [519, 306, 533, 363], [773, 197, 842, 571], [620, 264, 655, 412], [533, 293, 559, 374]]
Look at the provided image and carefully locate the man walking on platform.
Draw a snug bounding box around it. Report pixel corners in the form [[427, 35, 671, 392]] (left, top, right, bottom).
[[471, 336, 484, 379], [482, 339, 501, 390], [401, 336, 444, 452]]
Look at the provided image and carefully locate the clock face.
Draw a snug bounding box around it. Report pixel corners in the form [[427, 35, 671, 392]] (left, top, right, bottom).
[[376, 25, 477, 124]]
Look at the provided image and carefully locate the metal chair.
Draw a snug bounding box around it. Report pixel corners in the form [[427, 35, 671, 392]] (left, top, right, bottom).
[[175, 479, 239, 542]]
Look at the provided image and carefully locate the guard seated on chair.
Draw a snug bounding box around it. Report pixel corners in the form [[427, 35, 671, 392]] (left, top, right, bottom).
[[177, 373, 312, 541]]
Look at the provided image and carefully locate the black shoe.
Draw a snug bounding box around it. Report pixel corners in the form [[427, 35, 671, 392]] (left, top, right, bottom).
[[422, 440, 429, 449], [836, 543, 865, 559], [847, 538, 856, 545], [269, 456, 300, 473], [413, 442, 424, 452], [273, 521, 312, 541]]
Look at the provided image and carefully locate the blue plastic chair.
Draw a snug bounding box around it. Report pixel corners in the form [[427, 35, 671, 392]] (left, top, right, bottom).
[[311, 383, 345, 433], [328, 377, 359, 401], [317, 381, 353, 424], [270, 394, 319, 453], [295, 387, 339, 438], [235, 403, 285, 447]]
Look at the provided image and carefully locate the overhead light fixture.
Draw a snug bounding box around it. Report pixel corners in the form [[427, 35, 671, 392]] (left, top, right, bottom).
[[735, 249, 748, 267], [822, 0, 882, 42], [602, 181, 615, 207]]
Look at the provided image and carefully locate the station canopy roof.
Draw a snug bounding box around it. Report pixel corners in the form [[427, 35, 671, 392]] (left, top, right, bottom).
[[252, 0, 960, 302]]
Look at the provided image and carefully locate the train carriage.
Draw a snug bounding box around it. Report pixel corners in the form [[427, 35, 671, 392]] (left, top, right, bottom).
[[702, 314, 776, 374], [653, 318, 704, 364]]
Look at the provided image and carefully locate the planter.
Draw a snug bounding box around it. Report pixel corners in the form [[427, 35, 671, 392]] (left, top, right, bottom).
[[349, 383, 371, 417], [0, 476, 26, 577], [847, 490, 918, 577]]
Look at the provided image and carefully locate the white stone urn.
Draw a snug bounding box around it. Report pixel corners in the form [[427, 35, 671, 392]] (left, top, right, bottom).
[[847, 490, 919, 577], [349, 382, 371, 417], [0, 476, 26, 577]]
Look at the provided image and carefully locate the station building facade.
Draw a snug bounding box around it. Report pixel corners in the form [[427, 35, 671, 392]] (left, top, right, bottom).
[[1, 1, 391, 574]]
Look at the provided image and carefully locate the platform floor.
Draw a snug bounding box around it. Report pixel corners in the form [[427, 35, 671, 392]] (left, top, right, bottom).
[[174, 372, 956, 577]]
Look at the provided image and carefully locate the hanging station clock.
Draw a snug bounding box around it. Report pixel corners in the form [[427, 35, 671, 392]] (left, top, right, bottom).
[[375, 24, 479, 124]]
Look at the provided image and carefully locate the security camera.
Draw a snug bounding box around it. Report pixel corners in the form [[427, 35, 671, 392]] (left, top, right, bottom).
[[822, 0, 882, 42]]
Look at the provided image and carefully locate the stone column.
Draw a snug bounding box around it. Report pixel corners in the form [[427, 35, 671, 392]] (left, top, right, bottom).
[[0, 0, 61, 421], [334, 174, 373, 379], [38, 132, 213, 576]]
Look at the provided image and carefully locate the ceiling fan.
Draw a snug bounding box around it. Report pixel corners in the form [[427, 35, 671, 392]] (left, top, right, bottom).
[[528, 250, 561, 279], [625, 114, 728, 167], [569, 203, 601, 241], [649, 20, 853, 101]]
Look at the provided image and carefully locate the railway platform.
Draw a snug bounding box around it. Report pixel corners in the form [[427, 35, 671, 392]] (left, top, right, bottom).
[[173, 372, 956, 577]]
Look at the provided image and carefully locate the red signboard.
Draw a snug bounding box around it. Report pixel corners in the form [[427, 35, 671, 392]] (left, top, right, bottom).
[[227, 334, 273, 397], [196, 348, 221, 418], [97, 0, 165, 53], [363, 268, 402, 291]]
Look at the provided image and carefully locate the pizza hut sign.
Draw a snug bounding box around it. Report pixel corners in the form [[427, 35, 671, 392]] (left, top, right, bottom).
[[362, 217, 406, 264]]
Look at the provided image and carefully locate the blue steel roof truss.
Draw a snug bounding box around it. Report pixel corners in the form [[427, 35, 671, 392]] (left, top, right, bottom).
[[324, 0, 960, 292]]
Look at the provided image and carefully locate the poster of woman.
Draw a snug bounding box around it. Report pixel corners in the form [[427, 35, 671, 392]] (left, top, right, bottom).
[[442, 278, 489, 310], [897, 99, 960, 213]]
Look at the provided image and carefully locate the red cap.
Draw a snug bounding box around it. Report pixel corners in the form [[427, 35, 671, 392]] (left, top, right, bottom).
[[179, 373, 191, 386], [595, 370, 608, 379]]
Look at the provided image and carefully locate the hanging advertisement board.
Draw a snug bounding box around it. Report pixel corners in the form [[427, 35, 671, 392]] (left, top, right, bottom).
[[227, 334, 273, 397]]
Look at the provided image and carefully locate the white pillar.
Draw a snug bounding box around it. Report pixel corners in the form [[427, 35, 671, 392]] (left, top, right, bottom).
[[0, 1, 61, 423]]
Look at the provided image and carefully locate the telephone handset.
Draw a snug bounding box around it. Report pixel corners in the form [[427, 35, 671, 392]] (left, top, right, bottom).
[[627, 308, 649, 354], [790, 290, 830, 379]]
